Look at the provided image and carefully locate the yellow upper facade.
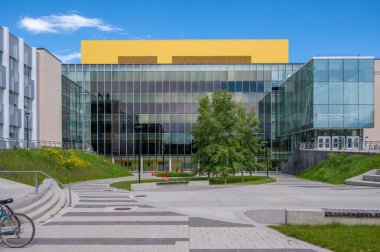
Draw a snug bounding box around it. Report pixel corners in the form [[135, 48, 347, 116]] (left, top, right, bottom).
[[81, 39, 288, 64]]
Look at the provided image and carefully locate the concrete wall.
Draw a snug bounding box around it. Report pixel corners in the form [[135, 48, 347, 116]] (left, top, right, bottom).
[[281, 146, 330, 175], [286, 209, 380, 225], [364, 59, 380, 141], [37, 49, 62, 143]]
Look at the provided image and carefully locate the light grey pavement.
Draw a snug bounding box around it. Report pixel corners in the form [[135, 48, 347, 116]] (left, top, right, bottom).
[[0, 178, 35, 200], [136, 173, 380, 222], [1, 173, 330, 251]]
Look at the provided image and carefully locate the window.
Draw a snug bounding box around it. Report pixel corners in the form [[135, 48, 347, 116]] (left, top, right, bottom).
[[24, 65, 32, 78], [9, 91, 18, 107], [343, 59, 358, 81], [9, 57, 18, 72], [328, 59, 343, 81], [9, 126, 18, 139], [328, 82, 343, 104], [24, 97, 32, 110]]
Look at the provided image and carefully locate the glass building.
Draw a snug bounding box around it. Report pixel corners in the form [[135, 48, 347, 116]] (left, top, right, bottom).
[[61, 40, 377, 170], [275, 57, 374, 161], [61, 63, 302, 170]]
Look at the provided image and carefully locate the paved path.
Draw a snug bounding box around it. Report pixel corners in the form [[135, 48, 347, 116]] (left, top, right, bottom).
[[1, 174, 328, 252], [0, 178, 34, 201], [136, 173, 380, 222]]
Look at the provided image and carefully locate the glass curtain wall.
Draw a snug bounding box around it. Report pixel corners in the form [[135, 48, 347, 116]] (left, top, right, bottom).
[[276, 57, 374, 163], [62, 63, 302, 170]]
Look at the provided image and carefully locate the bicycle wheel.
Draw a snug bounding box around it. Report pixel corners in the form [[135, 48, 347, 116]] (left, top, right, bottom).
[[0, 213, 35, 248]]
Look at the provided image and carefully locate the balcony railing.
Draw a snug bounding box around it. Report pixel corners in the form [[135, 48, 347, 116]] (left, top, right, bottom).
[[300, 141, 380, 153], [0, 138, 93, 152]]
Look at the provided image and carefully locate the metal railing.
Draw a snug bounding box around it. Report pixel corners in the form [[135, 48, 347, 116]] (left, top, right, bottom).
[[0, 138, 93, 152], [0, 170, 72, 207], [300, 141, 380, 153]]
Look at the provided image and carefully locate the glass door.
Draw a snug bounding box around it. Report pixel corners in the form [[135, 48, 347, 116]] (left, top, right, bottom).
[[332, 136, 345, 150], [318, 136, 331, 150], [347, 136, 360, 149]]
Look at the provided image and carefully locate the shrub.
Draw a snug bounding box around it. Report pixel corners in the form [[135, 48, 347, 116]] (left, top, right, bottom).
[[156, 171, 194, 177]]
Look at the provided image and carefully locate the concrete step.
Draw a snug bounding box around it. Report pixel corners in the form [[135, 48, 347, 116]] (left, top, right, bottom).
[[11, 179, 67, 224], [34, 183, 67, 224], [345, 179, 380, 187], [16, 186, 55, 215], [345, 169, 380, 187], [10, 179, 54, 210], [363, 174, 380, 182]]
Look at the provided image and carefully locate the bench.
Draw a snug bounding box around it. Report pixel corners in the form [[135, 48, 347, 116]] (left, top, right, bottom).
[[156, 181, 189, 185], [131, 180, 209, 191], [322, 208, 380, 218]]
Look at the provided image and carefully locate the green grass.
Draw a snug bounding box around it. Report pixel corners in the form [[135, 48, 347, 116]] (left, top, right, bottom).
[[111, 177, 208, 190], [156, 171, 194, 177], [271, 224, 380, 252], [111, 175, 275, 190], [0, 148, 132, 186], [298, 153, 380, 184]]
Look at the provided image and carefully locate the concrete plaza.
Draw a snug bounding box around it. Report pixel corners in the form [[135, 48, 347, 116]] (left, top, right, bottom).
[[2, 173, 379, 251]]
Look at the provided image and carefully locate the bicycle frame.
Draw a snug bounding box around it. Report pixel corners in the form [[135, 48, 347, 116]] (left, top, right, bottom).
[[0, 205, 18, 235]]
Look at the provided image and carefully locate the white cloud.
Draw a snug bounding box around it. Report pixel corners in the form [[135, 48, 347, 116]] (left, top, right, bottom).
[[18, 14, 121, 34], [54, 52, 81, 63]]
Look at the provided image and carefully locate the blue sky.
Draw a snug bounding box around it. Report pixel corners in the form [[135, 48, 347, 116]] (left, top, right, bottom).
[[2, 0, 380, 63]]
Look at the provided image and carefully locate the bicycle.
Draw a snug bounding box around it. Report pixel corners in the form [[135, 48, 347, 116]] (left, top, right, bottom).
[[0, 198, 35, 248]]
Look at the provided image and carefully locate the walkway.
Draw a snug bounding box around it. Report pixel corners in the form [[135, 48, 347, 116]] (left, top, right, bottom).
[[136, 173, 380, 222], [0, 178, 34, 201], [2, 174, 327, 252]]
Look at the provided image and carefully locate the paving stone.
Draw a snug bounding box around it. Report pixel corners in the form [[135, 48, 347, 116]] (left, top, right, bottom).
[[74, 204, 153, 208], [45, 221, 189, 225], [63, 211, 185, 216], [189, 217, 254, 227], [30, 238, 189, 245]]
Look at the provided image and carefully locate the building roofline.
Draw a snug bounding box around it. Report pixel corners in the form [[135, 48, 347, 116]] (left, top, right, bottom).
[[312, 56, 374, 59], [81, 38, 289, 42], [37, 48, 61, 62]]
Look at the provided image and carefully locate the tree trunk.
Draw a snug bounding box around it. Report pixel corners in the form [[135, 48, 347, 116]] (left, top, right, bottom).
[[224, 176, 227, 184], [241, 171, 244, 182]]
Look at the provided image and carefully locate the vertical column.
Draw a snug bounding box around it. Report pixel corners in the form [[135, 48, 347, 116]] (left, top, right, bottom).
[[31, 47, 37, 141], [18, 38, 24, 140], [3, 27, 9, 139], [169, 156, 172, 171]]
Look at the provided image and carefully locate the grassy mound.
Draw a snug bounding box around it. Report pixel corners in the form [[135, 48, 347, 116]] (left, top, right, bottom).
[[271, 224, 380, 252], [0, 148, 132, 185], [298, 153, 380, 184]]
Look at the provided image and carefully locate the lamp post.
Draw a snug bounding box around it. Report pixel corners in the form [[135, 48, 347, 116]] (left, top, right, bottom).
[[266, 144, 269, 179], [262, 141, 269, 179], [25, 111, 30, 148], [162, 143, 165, 171], [135, 124, 143, 183]]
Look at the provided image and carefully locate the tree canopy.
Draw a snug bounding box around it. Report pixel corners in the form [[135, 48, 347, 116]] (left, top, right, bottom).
[[192, 90, 263, 183]]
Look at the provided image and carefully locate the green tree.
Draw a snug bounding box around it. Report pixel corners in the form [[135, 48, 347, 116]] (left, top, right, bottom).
[[192, 90, 261, 183], [233, 104, 262, 182]]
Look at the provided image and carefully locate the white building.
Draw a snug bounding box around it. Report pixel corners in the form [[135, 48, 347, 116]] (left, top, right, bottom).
[[0, 27, 37, 141]]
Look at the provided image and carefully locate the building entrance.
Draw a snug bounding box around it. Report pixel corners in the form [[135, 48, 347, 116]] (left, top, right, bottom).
[[317, 136, 331, 150], [332, 136, 345, 150], [347, 136, 360, 149]]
